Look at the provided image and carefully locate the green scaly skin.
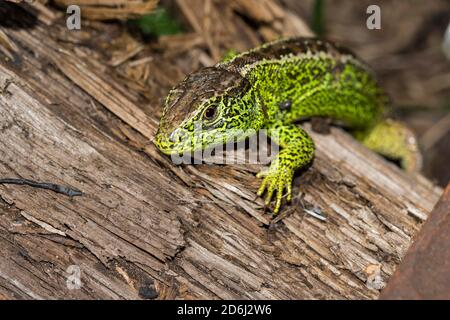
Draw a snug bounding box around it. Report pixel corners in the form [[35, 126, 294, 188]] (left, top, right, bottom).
[[154, 37, 422, 214]]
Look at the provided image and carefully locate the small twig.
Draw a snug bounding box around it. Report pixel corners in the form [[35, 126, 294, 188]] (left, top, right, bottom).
[[304, 207, 327, 221], [0, 178, 83, 197]]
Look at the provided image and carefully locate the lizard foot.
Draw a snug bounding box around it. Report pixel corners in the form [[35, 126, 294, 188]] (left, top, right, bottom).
[[256, 164, 293, 214]]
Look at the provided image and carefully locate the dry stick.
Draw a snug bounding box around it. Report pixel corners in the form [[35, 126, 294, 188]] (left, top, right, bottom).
[[0, 178, 83, 197]]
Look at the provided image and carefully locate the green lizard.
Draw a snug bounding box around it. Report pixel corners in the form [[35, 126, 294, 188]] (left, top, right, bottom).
[[154, 37, 421, 214]]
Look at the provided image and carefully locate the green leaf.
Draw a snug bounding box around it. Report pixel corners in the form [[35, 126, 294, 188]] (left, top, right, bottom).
[[312, 0, 325, 36], [129, 7, 183, 36]]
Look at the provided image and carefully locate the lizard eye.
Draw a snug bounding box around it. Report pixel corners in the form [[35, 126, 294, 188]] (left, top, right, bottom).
[[203, 106, 218, 121]]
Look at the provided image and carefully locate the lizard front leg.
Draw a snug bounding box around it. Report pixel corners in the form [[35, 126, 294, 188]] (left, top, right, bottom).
[[257, 124, 315, 214]]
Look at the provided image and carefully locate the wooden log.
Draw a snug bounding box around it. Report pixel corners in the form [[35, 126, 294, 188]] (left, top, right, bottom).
[[0, 2, 443, 299]]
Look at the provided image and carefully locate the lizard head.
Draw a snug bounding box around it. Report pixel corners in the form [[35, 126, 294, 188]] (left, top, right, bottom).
[[154, 67, 264, 155]]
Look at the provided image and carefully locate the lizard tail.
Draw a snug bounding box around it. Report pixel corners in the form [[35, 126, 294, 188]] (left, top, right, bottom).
[[355, 119, 422, 172]]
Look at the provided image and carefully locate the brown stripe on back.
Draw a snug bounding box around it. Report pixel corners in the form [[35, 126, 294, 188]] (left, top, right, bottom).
[[218, 37, 364, 74]]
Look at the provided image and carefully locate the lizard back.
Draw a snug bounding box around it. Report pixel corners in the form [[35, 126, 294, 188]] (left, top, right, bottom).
[[218, 37, 386, 129]]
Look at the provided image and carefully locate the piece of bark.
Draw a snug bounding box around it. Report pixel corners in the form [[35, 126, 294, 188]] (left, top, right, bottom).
[[0, 2, 443, 300]]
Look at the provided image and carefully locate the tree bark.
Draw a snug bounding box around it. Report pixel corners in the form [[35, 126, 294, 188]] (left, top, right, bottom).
[[0, 1, 443, 299]]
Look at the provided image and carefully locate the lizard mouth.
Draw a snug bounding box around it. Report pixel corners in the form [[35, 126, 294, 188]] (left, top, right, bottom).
[[154, 130, 196, 156], [153, 132, 177, 155]]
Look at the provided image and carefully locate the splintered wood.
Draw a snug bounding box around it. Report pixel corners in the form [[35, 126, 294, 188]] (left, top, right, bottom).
[[0, 1, 443, 299]]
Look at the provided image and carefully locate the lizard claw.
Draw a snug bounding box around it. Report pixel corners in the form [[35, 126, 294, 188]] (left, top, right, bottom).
[[257, 165, 293, 214]]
